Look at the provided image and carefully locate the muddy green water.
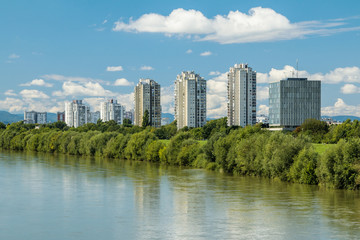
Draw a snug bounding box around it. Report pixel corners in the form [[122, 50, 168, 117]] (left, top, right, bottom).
[[1, 151, 360, 239]]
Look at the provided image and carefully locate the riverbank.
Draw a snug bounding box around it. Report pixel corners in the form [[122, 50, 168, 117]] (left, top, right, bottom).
[[0, 119, 359, 190]]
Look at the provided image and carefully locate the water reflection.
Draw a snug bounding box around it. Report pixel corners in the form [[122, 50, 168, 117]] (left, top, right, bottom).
[[0, 150, 360, 239]]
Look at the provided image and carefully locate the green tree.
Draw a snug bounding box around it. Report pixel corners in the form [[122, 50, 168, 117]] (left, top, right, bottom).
[[123, 118, 132, 127], [289, 146, 318, 184], [125, 131, 157, 161], [142, 110, 150, 128], [0, 122, 6, 129], [297, 118, 329, 143], [145, 140, 165, 162]]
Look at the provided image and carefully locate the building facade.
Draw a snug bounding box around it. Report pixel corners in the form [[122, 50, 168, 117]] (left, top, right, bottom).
[[89, 111, 100, 124], [269, 78, 321, 128], [65, 100, 90, 128], [124, 110, 134, 124], [227, 63, 257, 127], [24, 111, 47, 124], [37, 112, 47, 124], [100, 99, 124, 124], [174, 71, 206, 129], [57, 112, 65, 122], [134, 79, 161, 128]]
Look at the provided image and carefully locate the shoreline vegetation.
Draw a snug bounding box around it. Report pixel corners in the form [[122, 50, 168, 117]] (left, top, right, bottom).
[[0, 118, 360, 190]]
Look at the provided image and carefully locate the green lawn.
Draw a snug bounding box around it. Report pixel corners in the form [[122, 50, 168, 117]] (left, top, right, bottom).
[[313, 144, 334, 155]]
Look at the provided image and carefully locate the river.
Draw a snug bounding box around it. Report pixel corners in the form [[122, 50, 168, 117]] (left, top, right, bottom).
[[0, 151, 360, 239]]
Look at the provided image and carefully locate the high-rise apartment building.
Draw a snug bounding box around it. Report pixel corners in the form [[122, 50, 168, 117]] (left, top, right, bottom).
[[227, 63, 257, 127], [100, 99, 124, 124], [37, 112, 47, 124], [174, 71, 206, 129], [269, 78, 321, 128], [65, 100, 90, 128], [57, 112, 65, 122], [124, 110, 134, 124], [89, 111, 100, 124], [24, 111, 47, 124], [24, 111, 37, 124], [134, 79, 161, 128]]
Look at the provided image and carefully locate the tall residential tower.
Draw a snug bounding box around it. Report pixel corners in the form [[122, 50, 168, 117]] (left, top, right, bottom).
[[174, 71, 206, 129], [100, 99, 124, 124], [65, 100, 89, 128], [227, 64, 256, 127], [134, 79, 161, 128], [24, 111, 47, 124]]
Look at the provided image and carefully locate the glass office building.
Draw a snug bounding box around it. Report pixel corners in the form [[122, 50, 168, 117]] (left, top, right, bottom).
[[269, 78, 321, 128]]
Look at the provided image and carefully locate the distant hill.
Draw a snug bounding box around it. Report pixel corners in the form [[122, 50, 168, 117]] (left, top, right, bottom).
[[162, 113, 174, 122], [0, 111, 23, 124], [0, 111, 58, 124], [47, 113, 57, 123], [322, 115, 360, 122]]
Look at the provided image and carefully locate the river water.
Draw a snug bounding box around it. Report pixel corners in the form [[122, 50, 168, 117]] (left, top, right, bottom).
[[1, 151, 360, 239]]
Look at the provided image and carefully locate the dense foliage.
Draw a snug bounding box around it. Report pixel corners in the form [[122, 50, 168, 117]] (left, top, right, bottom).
[[1, 117, 360, 189]]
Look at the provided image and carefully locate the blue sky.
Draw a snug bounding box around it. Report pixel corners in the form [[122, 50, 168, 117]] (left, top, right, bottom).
[[1, 0, 360, 117]]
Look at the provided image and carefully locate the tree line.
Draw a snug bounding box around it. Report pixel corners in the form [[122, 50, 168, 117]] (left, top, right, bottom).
[[0, 118, 360, 190]]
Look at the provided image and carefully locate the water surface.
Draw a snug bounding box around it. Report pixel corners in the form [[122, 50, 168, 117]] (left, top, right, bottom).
[[1, 151, 360, 239]]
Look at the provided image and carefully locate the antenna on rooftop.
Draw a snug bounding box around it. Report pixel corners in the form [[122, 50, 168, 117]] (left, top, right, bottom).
[[296, 59, 299, 78]]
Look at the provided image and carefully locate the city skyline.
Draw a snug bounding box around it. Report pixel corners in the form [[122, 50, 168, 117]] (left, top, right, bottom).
[[1, 0, 360, 118]]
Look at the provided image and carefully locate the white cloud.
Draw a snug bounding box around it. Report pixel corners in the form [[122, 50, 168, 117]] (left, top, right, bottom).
[[140, 66, 154, 71], [42, 74, 107, 84], [207, 73, 227, 95], [115, 93, 134, 111], [20, 89, 50, 99], [83, 94, 135, 112], [47, 101, 66, 113], [0, 98, 25, 112], [102, 19, 108, 24], [114, 78, 133, 86], [106, 66, 123, 72], [323, 67, 360, 84], [186, 49, 192, 54], [200, 51, 212, 56], [257, 65, 360, 84], [209, 71, 221, 76], [20, 79, 53, 87], [207, 93, 227, 118], [207, 72, 228, 118], [8, 54, 20, 59], [4, 90, 17, 96], [341, 84, 360, 94], [52, 81, 116, 97], [83, 98, 106, 112], [161, 85, 174, 114], [113, 7, 360, 44], [257, 105, 269, 115], [322, 98, 360, 116], [257, 86, 269, 100]]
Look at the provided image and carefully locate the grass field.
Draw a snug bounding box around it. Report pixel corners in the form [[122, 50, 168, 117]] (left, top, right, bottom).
[[313, 144, 334, 155]]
